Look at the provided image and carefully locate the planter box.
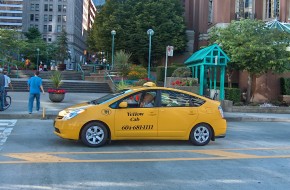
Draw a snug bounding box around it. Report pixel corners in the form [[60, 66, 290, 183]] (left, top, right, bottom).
[[279, 95, 290, 104]]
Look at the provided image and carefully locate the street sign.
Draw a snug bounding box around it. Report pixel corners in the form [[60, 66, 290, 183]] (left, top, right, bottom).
[[167, 46, 174, 56]]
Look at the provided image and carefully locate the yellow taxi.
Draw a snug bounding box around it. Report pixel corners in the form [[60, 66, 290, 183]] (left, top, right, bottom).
[[54, 82, 227, 147]]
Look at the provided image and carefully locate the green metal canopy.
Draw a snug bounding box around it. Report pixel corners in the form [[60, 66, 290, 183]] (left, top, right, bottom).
[[184, 44, 230, 100], [266, 19, 290, 33]]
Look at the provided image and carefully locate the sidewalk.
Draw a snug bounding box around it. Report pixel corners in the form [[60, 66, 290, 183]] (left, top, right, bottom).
[[0, 92, 107, 119], [0, 92, 290, 122]]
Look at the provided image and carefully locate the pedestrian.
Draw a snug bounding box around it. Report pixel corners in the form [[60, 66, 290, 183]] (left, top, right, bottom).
[[0, 68, 5, 111], [3, 70, 13, 106], [27, 71, 45, 114]]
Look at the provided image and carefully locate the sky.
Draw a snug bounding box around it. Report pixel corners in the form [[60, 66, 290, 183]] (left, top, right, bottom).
[[93, 0, 105, 5]]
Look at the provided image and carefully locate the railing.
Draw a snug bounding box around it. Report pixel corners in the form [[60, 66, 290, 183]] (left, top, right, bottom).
[[77, 63, 85, 80], [104, 70, 116, 91]]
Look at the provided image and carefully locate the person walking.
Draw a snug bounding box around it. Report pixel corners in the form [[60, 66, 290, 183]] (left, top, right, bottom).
[[0, 69, 5, 111], [28, 71, 45, 114], [3, 70, 13, 106]]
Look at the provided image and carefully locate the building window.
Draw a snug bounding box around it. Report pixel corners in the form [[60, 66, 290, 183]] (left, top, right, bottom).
[[44, 14, 48, 22], [208, 0, 213, 24], [35, 14, 39, 22], [31, 4, 35, 11], [57, 15, 62, 22], [43, 35, 47, 41], [62, 15, 67, 22], [48, 25, 52, 32], [44, 25, 48, 32], [235, 0, 255, 19], [63, 5, 67, 12], [265, 0, 280, 19], [35, 4, 39, 11], [49, 4, 53, 11], [44, 4, 48, 11], [48, 36, 52, 42], [58, 5, 62, 12], [30, 14, 34, 21], [57, 25, 62, 32], [49, 15, 53, 21]]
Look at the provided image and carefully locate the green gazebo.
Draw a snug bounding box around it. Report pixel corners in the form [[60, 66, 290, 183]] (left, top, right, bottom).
[[184, 44, 230, 100]]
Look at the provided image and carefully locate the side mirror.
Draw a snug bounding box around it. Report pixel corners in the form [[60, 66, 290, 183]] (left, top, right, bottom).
[[119, 101, 128, 108]]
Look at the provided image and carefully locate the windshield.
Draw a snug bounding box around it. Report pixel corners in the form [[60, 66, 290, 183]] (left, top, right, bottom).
[[90, 89, 132, 105]]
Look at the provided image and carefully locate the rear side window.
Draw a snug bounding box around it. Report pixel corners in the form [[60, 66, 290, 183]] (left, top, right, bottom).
[[161, 90, 205, 107]]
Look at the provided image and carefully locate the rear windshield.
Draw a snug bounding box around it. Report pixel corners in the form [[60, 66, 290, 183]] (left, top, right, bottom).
[[89, 89, 132, 105]]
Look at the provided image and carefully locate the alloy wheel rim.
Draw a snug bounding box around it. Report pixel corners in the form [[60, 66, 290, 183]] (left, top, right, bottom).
[[86, 126, 104, 145], [194, 126, 209, 143]]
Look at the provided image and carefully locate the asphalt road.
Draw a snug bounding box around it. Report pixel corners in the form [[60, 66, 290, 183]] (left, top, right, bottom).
[[0, 120, 290, 190]]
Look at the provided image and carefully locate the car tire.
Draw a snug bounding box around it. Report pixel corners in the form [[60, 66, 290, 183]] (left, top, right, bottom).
[[189, 123, 212, 146], [81, 122, 108, 147]]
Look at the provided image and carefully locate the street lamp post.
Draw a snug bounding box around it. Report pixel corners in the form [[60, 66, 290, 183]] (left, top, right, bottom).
[[36, 48, 40, 71], [147, 29, 154, 79], [111, 30, 116, 70]]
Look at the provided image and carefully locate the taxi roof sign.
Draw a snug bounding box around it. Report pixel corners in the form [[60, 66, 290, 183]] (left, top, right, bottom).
[[143, 82, 156, 87]]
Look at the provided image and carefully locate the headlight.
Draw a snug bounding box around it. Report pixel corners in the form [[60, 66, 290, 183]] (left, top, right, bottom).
[[62, 109, 85, 120]]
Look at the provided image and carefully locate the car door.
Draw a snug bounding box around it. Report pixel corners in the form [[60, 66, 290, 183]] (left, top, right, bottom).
[[157, 90, 200, 137], [114, 90, 158, 137]]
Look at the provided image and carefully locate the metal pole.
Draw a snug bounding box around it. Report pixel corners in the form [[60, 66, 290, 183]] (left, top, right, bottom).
[[147, 29, 154, 80], [111, 30, 116, 70], [112, 34, 115, 70], [164, 46, 168, 87], [36, 48, 40, 71], [148, 35, 151, 79]]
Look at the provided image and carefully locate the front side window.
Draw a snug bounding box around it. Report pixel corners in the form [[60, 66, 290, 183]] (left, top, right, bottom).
[[161, 90, 205, 107], [113, 90, 157, 109]]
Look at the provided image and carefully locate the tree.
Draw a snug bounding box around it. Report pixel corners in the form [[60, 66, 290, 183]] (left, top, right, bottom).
[[209, 19, 290, 102], [55, 30, 70, 64], [24, 27, 42, 41], [0, 29, 22, 61], [87, 0, 187, 65]]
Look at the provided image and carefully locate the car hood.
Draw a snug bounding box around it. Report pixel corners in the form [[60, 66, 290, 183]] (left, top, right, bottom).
[[58, 102, 93, 117]]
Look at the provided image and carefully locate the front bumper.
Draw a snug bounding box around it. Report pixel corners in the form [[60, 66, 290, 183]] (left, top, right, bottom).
[[54, 119, 84, 140]]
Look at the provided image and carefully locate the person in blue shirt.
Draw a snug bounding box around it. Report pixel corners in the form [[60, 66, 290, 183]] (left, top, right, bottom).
[[28, 71, 45, 114]]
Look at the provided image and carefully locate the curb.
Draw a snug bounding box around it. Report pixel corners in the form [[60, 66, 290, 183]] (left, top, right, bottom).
[[225, 117, 290, 122]]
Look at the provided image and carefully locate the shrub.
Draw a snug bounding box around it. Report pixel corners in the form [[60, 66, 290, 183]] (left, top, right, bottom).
[[156, 65, 179, 82], [172, 67, 192, 77], [171, 78, 198, 86], [280, 78, 290, 95], [50, 71, 62, 89], [127, 65, 147, 80], [225, 88, 241, 103], [115, 79, 131, 91], [114, 50, 132, 77]]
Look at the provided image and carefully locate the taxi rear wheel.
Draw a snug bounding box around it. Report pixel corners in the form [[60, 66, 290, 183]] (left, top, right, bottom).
[[189, 123, 212, 146], [81, 122, 108, 147]]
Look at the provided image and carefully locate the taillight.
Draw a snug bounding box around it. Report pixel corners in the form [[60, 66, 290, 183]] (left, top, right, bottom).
[[218, 106, 224, 118]]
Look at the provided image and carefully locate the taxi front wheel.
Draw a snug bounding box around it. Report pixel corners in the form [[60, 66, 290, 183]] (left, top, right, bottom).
[[81, 122, 108, 147], [190, 123, 212, 146]]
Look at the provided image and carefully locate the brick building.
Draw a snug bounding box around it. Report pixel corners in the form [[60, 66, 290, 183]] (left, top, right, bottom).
[[183, 0, 290, 102]]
